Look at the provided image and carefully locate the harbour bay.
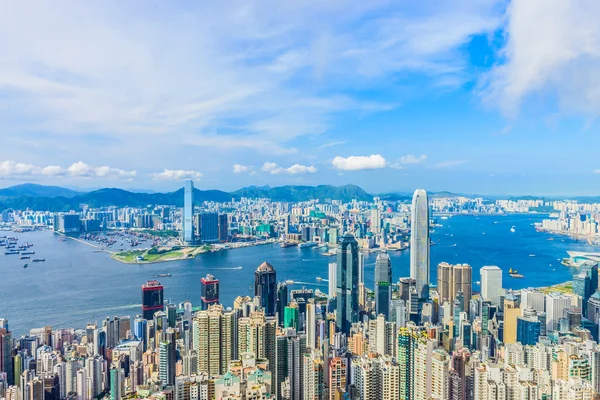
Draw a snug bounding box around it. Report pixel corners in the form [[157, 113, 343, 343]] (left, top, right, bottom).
[[1, 213, 597, 335]]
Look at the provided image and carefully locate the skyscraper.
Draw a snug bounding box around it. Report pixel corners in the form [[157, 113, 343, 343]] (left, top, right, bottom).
[[336, 234, 359, 334], [328, 262, 337, 299], [255, 262, 277, 316], [375, 253, 392, 320], [183, 180, 194, 244], [193, 304, 234, 375], [0, 327, 13, 386], [200, 274, 219, 310], [218, 214, 229, 242], [141, 280, 164, 320], [480, 266, 503, 305], [159, 336, 176, 387], [437, 262, 472, 309], [198, 212, 219, 243], [410, 189, 430, 299]]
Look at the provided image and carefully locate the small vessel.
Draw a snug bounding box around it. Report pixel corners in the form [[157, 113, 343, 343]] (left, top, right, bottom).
[[32, 258, 45, 262], [21, 251, 35, 255], [280, 242, 297, 248], [155, 273, 172, 278], [508, 268, 524, 278], [475, 281, 481, 285], [20, 256, 30, 260], [285, 279, 294, 285], [316, 277, 323, 281], [510, 226, 516, 233], [23, 263, 28, 268], [529, 254, 535, 257], [547, 238, 554, 241]]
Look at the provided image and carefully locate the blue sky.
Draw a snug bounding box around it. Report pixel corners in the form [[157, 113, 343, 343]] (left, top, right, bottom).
[[1, 0, 600, 196]]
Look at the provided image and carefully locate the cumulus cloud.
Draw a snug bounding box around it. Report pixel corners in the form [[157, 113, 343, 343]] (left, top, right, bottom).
[[151, 169, 204, 181], [400, 154, 427, 164], [40, 165, 65, 176], [233, 164, 251, 174], [433, 160, 468, 168], [0, 160, 135, 180], [482, 0, 600, 116], [261, 162, 317, 175], [67, 161, 136, 179], [331, 155, 387, 171], [0, 161, 39, 177], [594, 170, 600, 174]]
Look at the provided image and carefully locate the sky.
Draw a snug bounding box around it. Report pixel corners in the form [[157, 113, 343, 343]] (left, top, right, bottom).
[[1, 0, 600, 196]]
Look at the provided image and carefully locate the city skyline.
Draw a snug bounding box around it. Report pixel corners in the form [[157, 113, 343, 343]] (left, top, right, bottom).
[[2, 2, 600, 195]]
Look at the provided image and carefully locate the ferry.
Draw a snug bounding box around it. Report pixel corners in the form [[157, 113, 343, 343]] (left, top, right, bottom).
[[508, 268, 524, 278]]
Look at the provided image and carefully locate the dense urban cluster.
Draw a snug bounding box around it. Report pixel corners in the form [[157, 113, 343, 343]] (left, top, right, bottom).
[[539, 201, 600, 240], [3, 188, 600, 399]]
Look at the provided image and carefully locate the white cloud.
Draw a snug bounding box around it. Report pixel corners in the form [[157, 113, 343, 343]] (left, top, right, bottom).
[[40, 165, 65, 176], [0, 1, 503, 164], [151, 169, 204, 181], [0, 161, 38, 177], [483, 0, 600, 116], [331, 155, 387, 171], [67, 161, 137, 179], [286, 164, 318, 174], [261, 162, 317, 175], [233, 164, 251, 173], [433, 160, 468, 168], [594, 170, 600, 174], [0, 160, 136, 180], [400, 154, 427, 164]]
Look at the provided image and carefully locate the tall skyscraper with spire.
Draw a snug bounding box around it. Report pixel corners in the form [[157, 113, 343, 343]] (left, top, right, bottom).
[[410, 189, 430, 299], [183, 180, 194, 244], [375, 253, 392, 320], [336, 234, 359, 334]]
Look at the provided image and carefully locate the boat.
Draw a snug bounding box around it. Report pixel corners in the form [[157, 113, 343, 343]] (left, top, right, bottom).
[[510, 226, 516, 233], [285, 279, 294, 285], [20, 256, 30, 260], [529, 254, 535, 257], [32, 258, 45, 262], [475, 281, 481, 285], [21, 251, 35, 255], [508, 268, 524, 278], [23, 263, 28, 268], [280, 242, 297, 248], [155, 273, 172, 278], [5, 251, 19, 255], [547, 238, 554, 241], [316, 277, 323, 281]]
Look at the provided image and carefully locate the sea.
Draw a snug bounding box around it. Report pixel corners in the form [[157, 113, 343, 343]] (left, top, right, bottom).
[[1, 213, 597, 335]]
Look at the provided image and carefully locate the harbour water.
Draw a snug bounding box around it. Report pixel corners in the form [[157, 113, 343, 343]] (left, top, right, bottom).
[[1, 214, 597, 334]]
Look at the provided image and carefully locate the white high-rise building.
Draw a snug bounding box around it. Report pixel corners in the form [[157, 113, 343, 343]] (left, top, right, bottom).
[[410, 189, 430, 299], [480, 266, 503, 305], [306, 300, 316, 350], [328, 262, 337, 299], [521, 288, 545, 313], [545, 293, 573, 331], [183, 180, 194, 244]]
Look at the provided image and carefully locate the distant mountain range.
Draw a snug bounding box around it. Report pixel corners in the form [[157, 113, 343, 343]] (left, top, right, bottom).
[[1, 183, 596, 212], [0, 183, 374, 211]]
